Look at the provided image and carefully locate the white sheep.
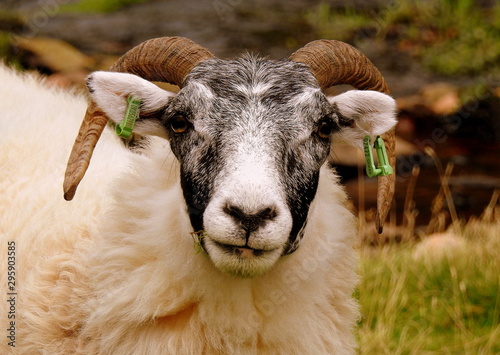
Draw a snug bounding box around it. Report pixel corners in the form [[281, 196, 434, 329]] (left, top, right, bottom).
[[0, 37, 397, 354]]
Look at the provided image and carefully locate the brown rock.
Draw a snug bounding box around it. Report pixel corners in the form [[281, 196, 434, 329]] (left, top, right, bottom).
[[396, 83, 461, 117], [420, 82, 460, 115], [396, 94, 424, 112], [412, 232, 466, 261], [13, 36, 95, 73]]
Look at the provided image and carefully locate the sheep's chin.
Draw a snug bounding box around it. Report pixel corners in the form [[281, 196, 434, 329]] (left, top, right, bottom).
[[204, 238, 284, 278]]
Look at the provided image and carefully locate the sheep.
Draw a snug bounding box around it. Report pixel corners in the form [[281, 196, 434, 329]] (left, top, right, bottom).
[[0, 37, 397, 354]]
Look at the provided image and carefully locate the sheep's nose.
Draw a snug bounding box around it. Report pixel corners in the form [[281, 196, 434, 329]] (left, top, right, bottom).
[[223, 205, 278, 233]]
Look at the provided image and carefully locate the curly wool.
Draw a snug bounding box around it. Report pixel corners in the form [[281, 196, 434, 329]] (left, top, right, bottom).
[[0, 65, 359, 355]]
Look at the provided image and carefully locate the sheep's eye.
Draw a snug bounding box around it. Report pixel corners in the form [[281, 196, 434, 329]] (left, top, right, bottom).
[[315, 121, 333, 139], [170, 114, 189, 134]]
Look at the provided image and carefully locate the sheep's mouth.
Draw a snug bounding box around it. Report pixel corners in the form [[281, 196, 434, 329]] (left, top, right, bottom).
[[204, 239, 284, 277], [213, 241, 268, 258]]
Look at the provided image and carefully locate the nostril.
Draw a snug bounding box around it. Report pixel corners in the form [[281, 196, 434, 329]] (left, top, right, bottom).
[[258, 207, 277, 220], [223, 204, 278, 232], [223, 205, 246, 221]]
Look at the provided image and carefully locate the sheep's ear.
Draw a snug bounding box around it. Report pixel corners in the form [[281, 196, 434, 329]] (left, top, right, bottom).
[[328, 90, 397, 148], [86, 71, 174, 138]]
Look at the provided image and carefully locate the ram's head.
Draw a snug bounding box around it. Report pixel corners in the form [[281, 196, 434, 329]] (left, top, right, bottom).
[[64, 37, 396, 277]]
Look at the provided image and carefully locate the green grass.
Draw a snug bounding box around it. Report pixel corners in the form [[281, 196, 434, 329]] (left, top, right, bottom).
[[0, 31, 22, 69], [304, 3, 370, 42], [306, 0, 500, 76], [409, 0, 500, 76], [59, 0, 150, 13], [357, 220, 500, 354]]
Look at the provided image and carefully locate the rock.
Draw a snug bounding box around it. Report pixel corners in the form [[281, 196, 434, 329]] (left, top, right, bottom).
[[396, 94, 427, 113], [412, 232, 466, 261], [12, 36, 96, 73], [420, 83, 460, 115], [396, 82, 461, 117], [449, 175, 500, 189]]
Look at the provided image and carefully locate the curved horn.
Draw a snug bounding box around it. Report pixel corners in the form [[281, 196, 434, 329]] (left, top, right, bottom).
[[290, 39, 396, 233], [63, 37, 215, 201], [110, 36, 216, 85]]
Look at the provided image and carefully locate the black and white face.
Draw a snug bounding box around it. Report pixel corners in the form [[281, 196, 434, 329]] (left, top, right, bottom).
[[87, 56, 397, 277], [165, 58, 337, 277]]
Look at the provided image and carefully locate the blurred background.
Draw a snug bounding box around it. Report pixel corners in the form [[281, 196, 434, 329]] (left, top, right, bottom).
[[1, 0, 499, 352], [0, 0, 500, 241], [1, 0, 498, 241]]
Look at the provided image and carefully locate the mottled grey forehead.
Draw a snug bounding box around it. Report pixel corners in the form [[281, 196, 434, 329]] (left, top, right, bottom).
[[186, 56, 320, 98], [178, 55, 332, 124]]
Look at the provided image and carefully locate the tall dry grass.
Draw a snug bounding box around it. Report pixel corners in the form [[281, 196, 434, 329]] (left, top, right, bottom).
[[357, 151, 499, 354]]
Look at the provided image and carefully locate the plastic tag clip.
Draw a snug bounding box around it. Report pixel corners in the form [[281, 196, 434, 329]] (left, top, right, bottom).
[[115, 96, 141, 138], [363, 135, 394, 177]]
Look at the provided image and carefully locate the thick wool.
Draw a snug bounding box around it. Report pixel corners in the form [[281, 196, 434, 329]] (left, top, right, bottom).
[[0, 65, 359, 354]]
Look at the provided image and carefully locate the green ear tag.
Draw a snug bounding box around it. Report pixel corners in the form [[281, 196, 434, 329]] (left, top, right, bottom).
[[115, 96, 141, 138], [363, 135, 394, 177]]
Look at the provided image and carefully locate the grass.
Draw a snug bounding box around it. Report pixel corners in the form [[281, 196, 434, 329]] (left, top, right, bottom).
[[59, 0, 150, 13], [357, 183, 500, 353], [358, 226, 500, 354], [304, 3, 369, 42], [406, 0, 500, 76], [306, 0, 500, 76]]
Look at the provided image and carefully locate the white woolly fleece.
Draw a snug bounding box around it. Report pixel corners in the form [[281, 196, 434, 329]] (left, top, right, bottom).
[[0, 65, 359, 354]]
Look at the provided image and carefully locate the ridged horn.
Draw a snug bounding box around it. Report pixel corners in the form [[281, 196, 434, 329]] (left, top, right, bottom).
[[63, 37, 215, 201], [290, 39, 396, 233]]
